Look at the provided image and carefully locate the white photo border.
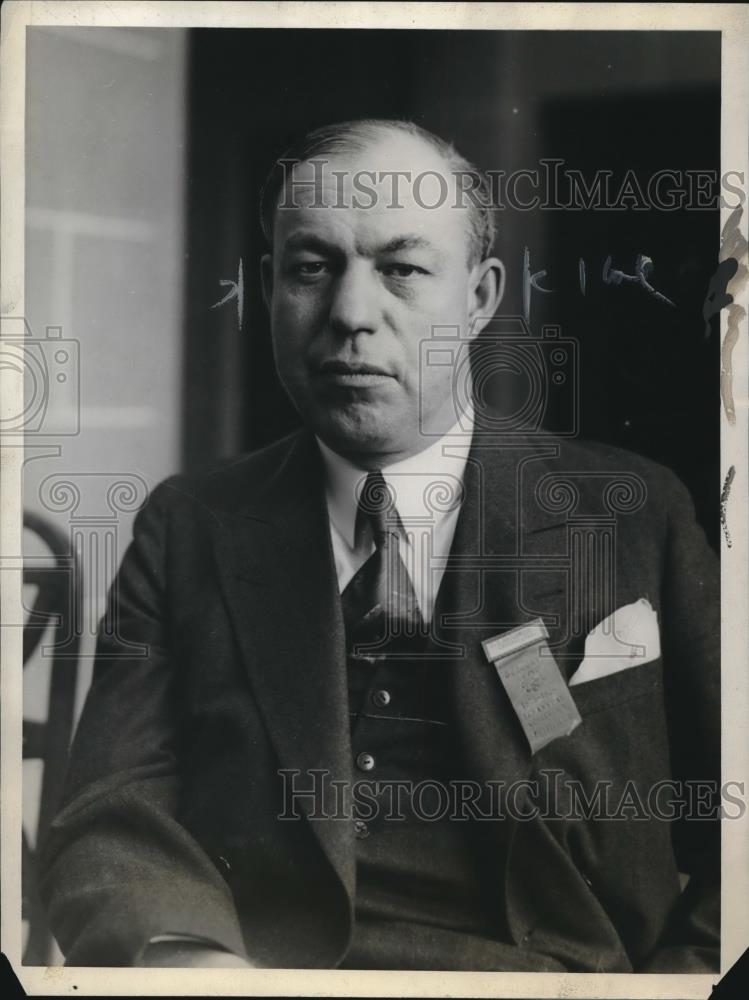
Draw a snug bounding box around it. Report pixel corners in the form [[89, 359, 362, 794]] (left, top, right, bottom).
[[1, 3, 746, 997]]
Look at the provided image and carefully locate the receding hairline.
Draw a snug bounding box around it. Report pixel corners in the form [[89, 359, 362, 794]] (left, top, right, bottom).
[[282, 130, 465, 178], [259, 118, 497, 265], [292, 118, 456, 159]]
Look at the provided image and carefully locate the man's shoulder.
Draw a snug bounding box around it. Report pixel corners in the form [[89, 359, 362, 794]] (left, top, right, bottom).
[[550, 435, 697, 510], [146, 430, 308, 517], [482, 432, 682, 489], [478, 432, 692, 526], [542, 434, 678, 482]]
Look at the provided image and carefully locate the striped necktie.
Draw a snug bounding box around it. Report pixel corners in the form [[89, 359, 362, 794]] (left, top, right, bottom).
[[341, 470, 425, 658]]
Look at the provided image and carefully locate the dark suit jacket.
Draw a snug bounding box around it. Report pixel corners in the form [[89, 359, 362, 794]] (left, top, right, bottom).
[[40, 429, 720, 971]]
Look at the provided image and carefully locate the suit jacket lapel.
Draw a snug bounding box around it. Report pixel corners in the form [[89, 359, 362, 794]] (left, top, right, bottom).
[[433, 435, 572, 796], [212, 432, 355, 903]]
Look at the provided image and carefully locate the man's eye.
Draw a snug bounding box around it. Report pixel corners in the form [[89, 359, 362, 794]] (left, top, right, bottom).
[[381, 263, 428, 278], [294, 261, 329, 277]]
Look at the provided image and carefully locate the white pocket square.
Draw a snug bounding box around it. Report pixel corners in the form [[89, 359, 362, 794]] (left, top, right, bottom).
[[568, 598, 660, 687]]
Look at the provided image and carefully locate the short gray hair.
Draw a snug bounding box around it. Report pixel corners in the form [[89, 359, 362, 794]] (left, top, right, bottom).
[[259, 118, 496, 266]]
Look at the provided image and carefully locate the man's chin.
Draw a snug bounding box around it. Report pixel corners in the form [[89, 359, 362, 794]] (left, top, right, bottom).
[[312, 407, 407, 462]]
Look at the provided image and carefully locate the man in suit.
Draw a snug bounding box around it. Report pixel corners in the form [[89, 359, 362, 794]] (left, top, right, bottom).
[[40, 119, 720, 972]]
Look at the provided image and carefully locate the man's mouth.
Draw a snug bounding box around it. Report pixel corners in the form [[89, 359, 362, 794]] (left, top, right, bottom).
[[316, 360, 395, 388]]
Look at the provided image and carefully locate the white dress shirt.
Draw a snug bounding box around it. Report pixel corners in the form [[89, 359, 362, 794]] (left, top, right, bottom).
[[317, 410, 474, 625]]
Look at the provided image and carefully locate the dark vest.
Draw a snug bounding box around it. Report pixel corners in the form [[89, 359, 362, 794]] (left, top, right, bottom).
[[340, 628, 512, 969]]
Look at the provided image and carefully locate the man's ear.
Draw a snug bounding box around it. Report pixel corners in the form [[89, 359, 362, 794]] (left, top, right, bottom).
[[467, 257, 505, 339], [260, 253, 274, 312]]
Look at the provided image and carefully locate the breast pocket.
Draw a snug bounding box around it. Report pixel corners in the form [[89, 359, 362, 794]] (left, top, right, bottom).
[[569, 657, 663, 717]]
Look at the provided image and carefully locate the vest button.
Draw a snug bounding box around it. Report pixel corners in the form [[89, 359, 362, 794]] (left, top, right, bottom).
[[356, 751, 376, 772], [354, 819, 369, 839], [371, 689, 391, 708]]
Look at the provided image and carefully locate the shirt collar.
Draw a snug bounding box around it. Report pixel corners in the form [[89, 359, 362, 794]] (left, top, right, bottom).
[[317, 405, 474, 550]]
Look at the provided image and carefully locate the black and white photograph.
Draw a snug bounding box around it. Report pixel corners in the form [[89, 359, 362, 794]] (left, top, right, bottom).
[[1, 2, 747, 997]]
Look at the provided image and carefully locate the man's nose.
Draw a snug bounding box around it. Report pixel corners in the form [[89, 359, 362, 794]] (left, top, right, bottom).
[[328, 261, 381, 336]]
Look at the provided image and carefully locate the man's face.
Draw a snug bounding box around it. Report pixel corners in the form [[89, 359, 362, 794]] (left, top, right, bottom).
[[263, 133, 499, 465]]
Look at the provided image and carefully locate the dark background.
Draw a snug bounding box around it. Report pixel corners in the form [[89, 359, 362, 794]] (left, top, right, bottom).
[[181, 29, 721, 548]]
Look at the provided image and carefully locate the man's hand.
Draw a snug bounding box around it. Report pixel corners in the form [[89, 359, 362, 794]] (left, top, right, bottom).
[[141, 940, 255, 968]]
